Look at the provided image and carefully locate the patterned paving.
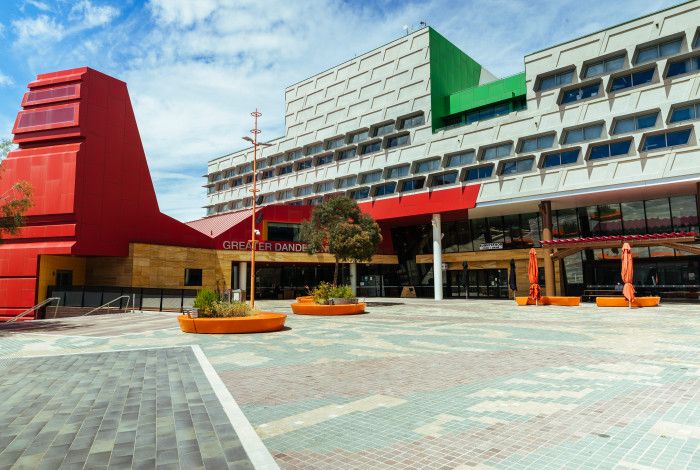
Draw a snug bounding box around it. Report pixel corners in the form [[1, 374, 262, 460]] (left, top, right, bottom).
[[1, 300, 700, 469]]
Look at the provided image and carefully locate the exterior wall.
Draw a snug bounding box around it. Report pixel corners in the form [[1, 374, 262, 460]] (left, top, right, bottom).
[[37, 255, 87, 302], [86, 252, 134, 287], [416, 248, 562, 298]]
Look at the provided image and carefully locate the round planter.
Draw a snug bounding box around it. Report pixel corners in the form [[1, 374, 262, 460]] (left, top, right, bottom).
[[178, 312, 287, 334], [291, 302, 365, 316]]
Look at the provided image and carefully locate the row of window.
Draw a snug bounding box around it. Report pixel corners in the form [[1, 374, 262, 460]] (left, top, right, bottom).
[[537, 34, 690, 92], [207, 112, 426, 184]]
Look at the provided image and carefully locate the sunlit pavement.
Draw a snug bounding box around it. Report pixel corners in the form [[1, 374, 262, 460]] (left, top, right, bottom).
[[2, 299, 700, 469]]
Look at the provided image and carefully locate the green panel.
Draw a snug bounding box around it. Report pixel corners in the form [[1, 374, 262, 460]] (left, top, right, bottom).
[[429, 28, 482, 132], [448, 72, 526, 116]]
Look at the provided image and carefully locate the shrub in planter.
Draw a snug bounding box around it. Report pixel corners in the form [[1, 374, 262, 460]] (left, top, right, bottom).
[[309, 282, 356, 305], [200, 301, 254, 318], [193, 288, 218, 314]]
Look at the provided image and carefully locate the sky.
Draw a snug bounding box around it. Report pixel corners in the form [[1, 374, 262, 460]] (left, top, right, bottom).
[[0, 0, 684, 221]]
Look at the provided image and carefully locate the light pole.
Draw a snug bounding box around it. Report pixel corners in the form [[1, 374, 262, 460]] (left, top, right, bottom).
[[242, 110, 272, 310]]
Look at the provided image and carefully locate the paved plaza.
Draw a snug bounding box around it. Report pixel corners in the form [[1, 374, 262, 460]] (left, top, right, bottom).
[[1, 299, 700, 469]]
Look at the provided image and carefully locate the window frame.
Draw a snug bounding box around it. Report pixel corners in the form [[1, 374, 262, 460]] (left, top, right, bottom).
[[384, 132, 410, 149], [398, 176, 426, 192], [562, 122, 605, 145], [385, 164, 410, 179], [296, 185, 313, 197], [539, 148, 581, 169], [633, 34, 684, 65], [558, 79, 602, 105], [325, 136, 346, 150], [479, 141, 513, 161], [294, 158, 313, 171], [314, 180, 334, 193], [639, 127, 694, 153], [412, 157, 442, 174], [444, 150, 476, 168], [334, 146, 357, 162], [277, 164, 293, 176], [667, 100, 700, 125], [517, 132, 556, 153], [371, 181, 397, 197], [314, 153, 334, 166], [348, 187, 370, 200], [608, 66, 657, 94], [360, 170, 383, 184], [370, 120, 396, 138], [335, 174, 358, 189], [184, 268, 203, 287], [498, 157, 535, 176], [397, 112, 425, 130], [610, 110, 660, 135], [347, 129, 369, 144], [427, 171, 458, 188], [585, 138, 634, 161], [304, 142, 324, 156], [581, 51, 627, 79], [460, 164, 494, 182], [535, 67, 575, 92], [359, 139, 382, 155], [664, 52, 700, 79]]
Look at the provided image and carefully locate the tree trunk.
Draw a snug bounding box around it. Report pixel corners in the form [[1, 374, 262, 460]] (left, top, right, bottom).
[[333, 259, 339, 286]]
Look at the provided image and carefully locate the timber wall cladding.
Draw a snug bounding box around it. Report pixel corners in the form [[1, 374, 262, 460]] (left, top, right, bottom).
[[130, 244, 224, 290]]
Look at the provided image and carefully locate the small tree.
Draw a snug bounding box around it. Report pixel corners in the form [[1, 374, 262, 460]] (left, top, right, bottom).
[[0, 139, 32, 238], [300, 196, 382, 285]]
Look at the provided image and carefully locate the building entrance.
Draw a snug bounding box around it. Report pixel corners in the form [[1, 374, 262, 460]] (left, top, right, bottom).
[[466, 269, 509, 299]]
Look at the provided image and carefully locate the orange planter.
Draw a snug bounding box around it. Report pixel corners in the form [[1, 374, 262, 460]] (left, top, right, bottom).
[[295, 296, 314, 303], [177, 312, 287, 334], [515, 296, 581, 306], [291, 302, 366, 316], [595, 296, 661, 308]]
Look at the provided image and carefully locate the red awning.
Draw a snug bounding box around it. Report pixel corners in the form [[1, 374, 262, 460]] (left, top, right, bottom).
[[541, 231, 697, 246]]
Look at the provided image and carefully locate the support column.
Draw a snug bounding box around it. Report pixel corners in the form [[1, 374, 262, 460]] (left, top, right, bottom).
[[432, 213, 443, 301], [238, 261, 247, 299], [539, 200, 556, 297], [349, 263, 357, 296]]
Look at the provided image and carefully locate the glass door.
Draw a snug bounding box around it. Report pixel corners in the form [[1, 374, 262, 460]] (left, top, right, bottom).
[[467, 269, 508, 299]]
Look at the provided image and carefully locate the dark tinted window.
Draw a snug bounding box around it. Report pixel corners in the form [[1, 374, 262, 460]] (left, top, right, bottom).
[[184, 268, 202, 286]]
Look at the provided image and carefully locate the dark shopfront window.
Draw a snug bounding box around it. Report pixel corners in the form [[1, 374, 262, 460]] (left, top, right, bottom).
[[253, 263, 349, 299]]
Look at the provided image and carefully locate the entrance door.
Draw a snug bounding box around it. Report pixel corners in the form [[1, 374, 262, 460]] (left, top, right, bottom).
[[467, 269, 508, 299], [55, 270, 73, 287]]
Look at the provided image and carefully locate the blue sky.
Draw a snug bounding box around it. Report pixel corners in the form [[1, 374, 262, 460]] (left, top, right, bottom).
[[0, 0, 683, 221]]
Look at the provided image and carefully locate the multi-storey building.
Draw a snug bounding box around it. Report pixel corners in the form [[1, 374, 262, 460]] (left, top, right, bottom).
[[204, 1, 700, 300]]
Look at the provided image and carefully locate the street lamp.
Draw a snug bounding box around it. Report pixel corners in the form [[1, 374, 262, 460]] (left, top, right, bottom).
[[242, 110, 272, 310]]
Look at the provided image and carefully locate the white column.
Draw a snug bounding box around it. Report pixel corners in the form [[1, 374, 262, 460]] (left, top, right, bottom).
[[350, 262, 357, 296], [432, 213, 443, 301], [238, 262, 247, 292]]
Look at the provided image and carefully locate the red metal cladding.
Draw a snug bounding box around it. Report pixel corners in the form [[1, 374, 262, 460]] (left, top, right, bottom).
[[358, 184, 480, 221]]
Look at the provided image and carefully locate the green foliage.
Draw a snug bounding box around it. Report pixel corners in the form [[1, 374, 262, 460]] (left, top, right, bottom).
[[201, 301, 253, 318], [309, 282, 354, 304], [0, 177, 32, 239], [299, 196, 382, 284], [193, 288, 218, 313], [0, 139, 14, 161]]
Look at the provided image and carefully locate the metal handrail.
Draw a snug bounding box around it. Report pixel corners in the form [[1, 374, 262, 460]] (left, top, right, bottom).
[[8, 297, 61, 323], [79, 295, 131, 317]]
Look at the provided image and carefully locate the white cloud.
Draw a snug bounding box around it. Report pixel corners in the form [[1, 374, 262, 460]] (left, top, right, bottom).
[[12, 15, 65, 45], [25, 0, 52, 12], [0, 70, 13, 87], [69, 0, 119, 28]]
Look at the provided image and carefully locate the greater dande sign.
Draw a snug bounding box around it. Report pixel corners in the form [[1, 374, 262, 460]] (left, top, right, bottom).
[[222, 240, 317, 252]]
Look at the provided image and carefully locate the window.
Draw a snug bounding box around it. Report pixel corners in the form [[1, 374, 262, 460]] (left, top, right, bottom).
[[429, 171, 458, 187], [349, 130, 368, 143], [386, 134, 409, 148], [415, 158, 441, 174], [400, 177, 425, 191], [308, 197, 324, 205], [296, 159, 312, 170], [542, 149, 579, 168], [359, 140, 381, 155], [315, 153, 333, 166], [669, 102, 700, 123], [269, 154, 286, 165], [399, 113, 425, 129], [520, 134, 555, 152], [260, 194, 274, 203], [564, 123, 603, 144], [361, 170, 383, 184], [644, 198, 673, 234], [349, 187, 369, 200], [207, 186, 216, 195], [482, 143, 512, 160], [610, 68, 655, 92], [464, 164, 494, 181], [466, 101, 512, 124], [268, 222, 301, 241], [560, 82, 600, 104], [374, 182, 396, 196], [500, 158, 534, 175], [446, 151, 475, 167], [336, 147, 356, 161], [261, 169, 275, 180], [15, 104, 76, 129], [695, 34, 700, 49], [666, 55, 700, 78], [305, 143, 323, 155], [588, 140, 632, 160], [244, 174, 253, 184], [278, 164, 293, 175], [372, 122, 395, 137], [326, 137, 345, 150], [287, 149, 303, 160], [670, 195, 699, 233], [231, 178, 242, 187], [642, 129, 692, 151], [612, 111, 658, 134], [635, 37, 682, 64], [184, 268, 202, 286], [583, 54, 625, 78], [256, 159, 268, 169], [297, 185, 313, 196], [387, 165, 409, 179], [239, 163, 252, 173], [538, 69, 574, 91], [278, 189, 293, 200], [337, 175, 357, 189], [316, 181, 334, 192]]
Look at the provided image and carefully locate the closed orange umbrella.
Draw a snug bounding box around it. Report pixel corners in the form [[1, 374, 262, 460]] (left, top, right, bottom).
[[621, 242, 635, 307], [528, 248, 541, 303]]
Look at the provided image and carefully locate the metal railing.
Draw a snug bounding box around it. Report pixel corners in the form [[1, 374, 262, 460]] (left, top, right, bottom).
[[78, 295, 132, 317], [8, 297, 60, 323]]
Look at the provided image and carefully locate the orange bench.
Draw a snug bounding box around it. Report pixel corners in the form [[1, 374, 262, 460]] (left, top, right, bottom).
[[515, 296, 581, 306]]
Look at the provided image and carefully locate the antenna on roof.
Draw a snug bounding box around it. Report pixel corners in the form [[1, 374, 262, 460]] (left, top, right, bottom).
[[419, 21, 427, 27], [402, 24, 410, 35]]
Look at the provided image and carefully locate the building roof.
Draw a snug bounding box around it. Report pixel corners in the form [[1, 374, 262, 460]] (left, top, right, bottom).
[[186, 209, 256, 238]]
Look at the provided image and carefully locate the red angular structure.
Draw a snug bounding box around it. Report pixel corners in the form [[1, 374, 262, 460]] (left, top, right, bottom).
[[0, 67, 213, 319]]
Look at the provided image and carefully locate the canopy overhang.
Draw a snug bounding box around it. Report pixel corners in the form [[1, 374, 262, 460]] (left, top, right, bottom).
[[541, 232, 700, 259]]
